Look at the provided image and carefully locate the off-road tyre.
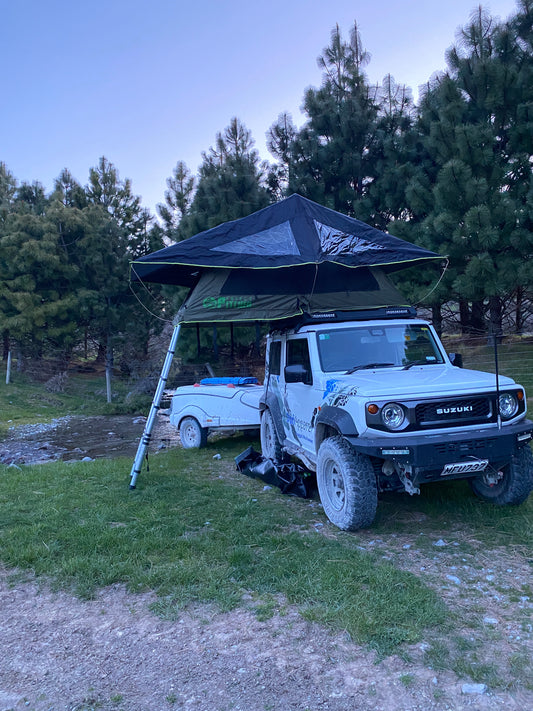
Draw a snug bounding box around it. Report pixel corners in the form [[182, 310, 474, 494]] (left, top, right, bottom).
[[179, 416, 208, 449], [469, 445, 533, 506], [317, 436, 378, 530], [260, 409, 283, 462]]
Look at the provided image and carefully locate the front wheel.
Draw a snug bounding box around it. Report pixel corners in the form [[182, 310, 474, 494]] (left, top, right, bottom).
[[316, 436, 377, 530], [179, 417, 208, 449], [469, 446, 533, 505]]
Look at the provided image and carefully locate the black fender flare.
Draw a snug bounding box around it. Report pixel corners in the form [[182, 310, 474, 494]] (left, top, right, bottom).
[[314, 405, 358, 441]]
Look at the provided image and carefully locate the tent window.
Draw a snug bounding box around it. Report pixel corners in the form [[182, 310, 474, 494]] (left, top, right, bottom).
[[314, 220, 386, 256], [212, 221, 300, 257]]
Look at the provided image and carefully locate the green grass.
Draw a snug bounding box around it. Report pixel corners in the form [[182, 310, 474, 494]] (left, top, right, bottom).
[[372, 479, 533, 548], [0, 440, 447, 657]]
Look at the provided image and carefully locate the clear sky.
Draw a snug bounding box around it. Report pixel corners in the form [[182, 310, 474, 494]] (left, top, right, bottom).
[[1, 0, 521, 217]]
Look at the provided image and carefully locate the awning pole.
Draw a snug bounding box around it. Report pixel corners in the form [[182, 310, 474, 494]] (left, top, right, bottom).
[[129, 324, 181, 489]]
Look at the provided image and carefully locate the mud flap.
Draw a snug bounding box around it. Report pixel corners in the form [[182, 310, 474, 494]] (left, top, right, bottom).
[[235, 447, 312, 498]]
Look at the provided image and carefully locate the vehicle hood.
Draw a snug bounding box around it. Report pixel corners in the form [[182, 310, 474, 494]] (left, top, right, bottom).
[[321, 365, 516, 401]]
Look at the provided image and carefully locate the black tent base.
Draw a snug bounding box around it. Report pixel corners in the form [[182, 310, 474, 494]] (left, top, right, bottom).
[[235, 447, 313, 499]]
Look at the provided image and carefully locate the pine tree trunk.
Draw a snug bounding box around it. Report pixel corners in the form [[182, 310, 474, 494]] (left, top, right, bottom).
[[431, 304, 443, 336], [2, 330, 9, 361], [470, 301, 485, 334], [96, 342, 106, 364], [459, 301, 470, 334]]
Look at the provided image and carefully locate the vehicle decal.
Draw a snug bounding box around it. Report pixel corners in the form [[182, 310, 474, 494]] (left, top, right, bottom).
[[323, 379, 340, 400]]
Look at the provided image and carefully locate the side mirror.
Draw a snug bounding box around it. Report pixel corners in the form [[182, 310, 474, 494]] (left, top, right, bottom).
[[449, 352, 463, 368], [285, 364, 311, 384]]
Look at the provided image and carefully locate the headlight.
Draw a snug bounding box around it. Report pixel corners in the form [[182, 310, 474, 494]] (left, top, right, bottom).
[[499, 392, 519, 419], [381, 402, 406, 430]]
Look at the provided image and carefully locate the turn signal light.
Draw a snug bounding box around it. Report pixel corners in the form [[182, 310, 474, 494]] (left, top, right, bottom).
[[367, 404, 379, 415]]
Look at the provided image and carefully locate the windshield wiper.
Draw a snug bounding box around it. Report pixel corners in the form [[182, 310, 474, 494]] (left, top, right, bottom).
[[345, 362, 394, 374], [403, 359, 431, 370]]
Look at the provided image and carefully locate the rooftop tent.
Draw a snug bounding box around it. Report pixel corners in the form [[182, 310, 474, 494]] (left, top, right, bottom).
[[129, 195, 442, 488], [174, 265, 408, 323], [131, 194, 441, 323]]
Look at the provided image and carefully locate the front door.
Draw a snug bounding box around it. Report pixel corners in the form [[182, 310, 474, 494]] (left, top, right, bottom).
[[283, 337, 317, 456]]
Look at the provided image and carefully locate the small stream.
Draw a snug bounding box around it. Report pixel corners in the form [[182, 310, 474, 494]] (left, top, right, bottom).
[[0, 413, 179, 466]]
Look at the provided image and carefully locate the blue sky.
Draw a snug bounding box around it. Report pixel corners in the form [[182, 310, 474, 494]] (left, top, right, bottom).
[[1, 0, 520, 216]]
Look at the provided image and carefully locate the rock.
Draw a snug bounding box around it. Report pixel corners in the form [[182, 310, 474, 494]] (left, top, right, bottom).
[[81, 456, 94, 462], [483, 616, 499, 625], [212, 453, 221, 460], [461, 683, 487, 695], [446, 575, 461, 585], [433, 539, 447, 547]]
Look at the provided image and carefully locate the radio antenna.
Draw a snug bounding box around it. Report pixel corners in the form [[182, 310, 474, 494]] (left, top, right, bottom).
[[492, 334, 502, 430]]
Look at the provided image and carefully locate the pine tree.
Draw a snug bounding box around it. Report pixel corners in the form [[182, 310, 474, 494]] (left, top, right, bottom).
[[0, 183, 80, 361], [402, 6, 533, 333], [179, 118, 270, 239], [82, 158, 160, 398], [157, 161, 195, 242], [286, 23, 379, 216]]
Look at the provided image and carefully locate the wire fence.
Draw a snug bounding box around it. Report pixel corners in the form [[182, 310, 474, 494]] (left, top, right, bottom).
[[440, 334, 533, 395], [4, 331, 533, 398]]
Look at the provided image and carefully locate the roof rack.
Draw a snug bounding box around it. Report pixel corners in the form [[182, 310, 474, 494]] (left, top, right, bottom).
[[271, 306, 417, 332]]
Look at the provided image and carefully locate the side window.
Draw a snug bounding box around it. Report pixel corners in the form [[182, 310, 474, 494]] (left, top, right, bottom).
[[287, 338, 312, 384], [268, 340, 281, 376]]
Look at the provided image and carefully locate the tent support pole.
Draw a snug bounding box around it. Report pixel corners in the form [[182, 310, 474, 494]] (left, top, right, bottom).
[[129, 324, 181, 489]]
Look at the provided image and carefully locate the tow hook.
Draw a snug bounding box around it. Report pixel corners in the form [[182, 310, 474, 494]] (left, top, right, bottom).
[[482, 467, 504, 487], [397, 463, 420, 496]]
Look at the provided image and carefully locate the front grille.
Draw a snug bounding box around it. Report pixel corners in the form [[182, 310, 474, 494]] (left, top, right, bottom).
[[415, 397, 493, 428], [433, 437, 498, 455]]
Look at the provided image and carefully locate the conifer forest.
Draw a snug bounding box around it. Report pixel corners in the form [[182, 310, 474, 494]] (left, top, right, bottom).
[[2, 1, 533, 373]]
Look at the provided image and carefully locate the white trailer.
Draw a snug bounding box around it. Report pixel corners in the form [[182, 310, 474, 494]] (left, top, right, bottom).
[[169, 377, 261, 448]]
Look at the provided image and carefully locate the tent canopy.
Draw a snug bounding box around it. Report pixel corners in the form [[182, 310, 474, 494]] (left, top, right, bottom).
[[131, 194, 442, 324]]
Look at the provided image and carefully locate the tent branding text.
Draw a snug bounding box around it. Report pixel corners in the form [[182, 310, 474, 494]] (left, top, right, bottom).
[[203, 296, 254, 310]]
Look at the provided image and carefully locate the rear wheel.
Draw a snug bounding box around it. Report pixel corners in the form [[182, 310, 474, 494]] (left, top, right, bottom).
[[317, 436, 377, 530], [179, 417, 208, 449], [469, 446, 533, 505], [260, 409, 283, 461]]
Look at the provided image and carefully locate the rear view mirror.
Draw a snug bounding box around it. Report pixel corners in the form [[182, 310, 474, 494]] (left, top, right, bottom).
[[449, 352, 463, 368], [285, 364, 311, 384]]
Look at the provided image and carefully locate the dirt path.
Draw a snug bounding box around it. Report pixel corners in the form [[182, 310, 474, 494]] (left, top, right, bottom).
[[1, 565, 531, 711]]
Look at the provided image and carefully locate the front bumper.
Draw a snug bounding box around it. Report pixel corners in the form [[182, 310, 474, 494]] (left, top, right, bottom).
[[347, 419, 533, 485]]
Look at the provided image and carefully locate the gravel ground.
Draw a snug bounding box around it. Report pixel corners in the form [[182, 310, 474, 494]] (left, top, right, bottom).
[[1, 569, 531, 711]]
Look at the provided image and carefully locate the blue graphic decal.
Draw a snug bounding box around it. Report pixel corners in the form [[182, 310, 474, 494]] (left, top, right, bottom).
[[323, 379, 340, 400]]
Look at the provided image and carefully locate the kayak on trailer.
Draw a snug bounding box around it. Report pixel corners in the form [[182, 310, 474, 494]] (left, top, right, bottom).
[[169, 377, 262, 448]]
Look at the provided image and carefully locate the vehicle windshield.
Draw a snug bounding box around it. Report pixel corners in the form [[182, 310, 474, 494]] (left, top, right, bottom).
[[316, 323, 445, 373]]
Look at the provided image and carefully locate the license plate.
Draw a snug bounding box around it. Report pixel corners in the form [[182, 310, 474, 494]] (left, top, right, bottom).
[[441, 460, 489, 476]]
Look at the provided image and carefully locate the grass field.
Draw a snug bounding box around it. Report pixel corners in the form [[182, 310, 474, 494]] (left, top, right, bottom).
[[1, 343, 532, 684], [0, 441, 449, 656]]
